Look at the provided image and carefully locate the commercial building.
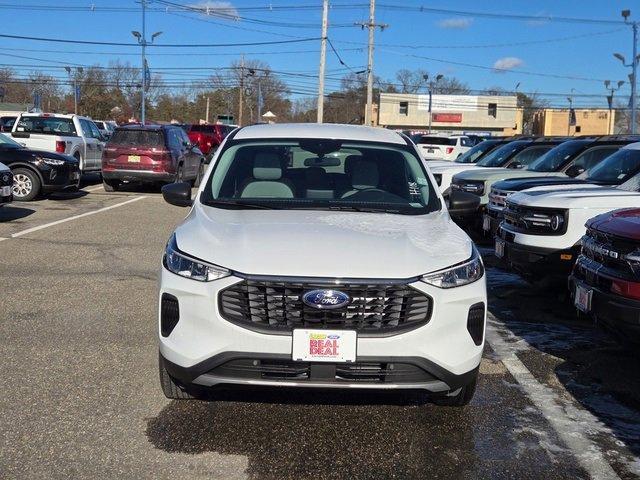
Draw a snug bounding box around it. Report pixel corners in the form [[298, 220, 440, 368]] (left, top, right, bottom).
[[531, 108, 615, 136], [376, 93, 523, 136]]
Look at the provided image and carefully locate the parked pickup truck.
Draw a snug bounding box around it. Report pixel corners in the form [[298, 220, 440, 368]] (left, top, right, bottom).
[[9, 113, 104, 173], [569, 208, 640, 346]]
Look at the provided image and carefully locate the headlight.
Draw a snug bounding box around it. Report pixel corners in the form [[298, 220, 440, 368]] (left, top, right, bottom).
[[164, 234, 230, 282], [37, 156, 65, 166], [421, 246, 484, 288]]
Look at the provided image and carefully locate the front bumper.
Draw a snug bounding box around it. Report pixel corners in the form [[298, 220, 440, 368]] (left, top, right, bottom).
[[496, 227, 577, 275], [569, 275, 640, 343], [158, 266, 486, 392]]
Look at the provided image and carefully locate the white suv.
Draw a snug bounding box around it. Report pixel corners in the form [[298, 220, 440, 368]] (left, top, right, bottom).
[[158, 124, 486, 406], [413, 134, 473, 161]]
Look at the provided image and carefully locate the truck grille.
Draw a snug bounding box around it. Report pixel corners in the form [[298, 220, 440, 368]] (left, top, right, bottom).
[[219, 279, 432, 336], [502, 202, 567, 235], [581, 229, 639, 275], [488, 188, 511, 210]]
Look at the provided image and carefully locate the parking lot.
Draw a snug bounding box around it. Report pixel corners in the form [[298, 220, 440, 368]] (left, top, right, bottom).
[[0, 176, 637, 480]]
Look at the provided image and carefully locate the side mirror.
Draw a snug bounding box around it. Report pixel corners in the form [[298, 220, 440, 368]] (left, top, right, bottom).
[[162, 182, 192, 207], [565, 165, 585, 178], [448, 190, 481, 216]]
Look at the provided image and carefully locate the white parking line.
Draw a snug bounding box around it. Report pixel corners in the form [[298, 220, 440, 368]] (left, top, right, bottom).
[[84, 185, 105, 192], [9, 196, 147, 239], [486, 316, 621, 480]]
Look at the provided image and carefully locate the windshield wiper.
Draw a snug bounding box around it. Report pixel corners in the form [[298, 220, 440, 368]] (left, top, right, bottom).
[[202, 199, 279, 210]]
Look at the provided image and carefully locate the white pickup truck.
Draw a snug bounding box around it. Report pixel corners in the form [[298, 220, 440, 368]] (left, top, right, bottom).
[[9, 113, 104, 173]]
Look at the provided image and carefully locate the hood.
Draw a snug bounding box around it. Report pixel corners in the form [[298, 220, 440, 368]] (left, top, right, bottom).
[[424, 160, 458, 169], [493, 176, 587, 192], [174, 205, 473, 278], [453, 168, 561, 182], [430, 163, 480, 175], [587, 208, 640, 241], [508, 186, 640, 209]]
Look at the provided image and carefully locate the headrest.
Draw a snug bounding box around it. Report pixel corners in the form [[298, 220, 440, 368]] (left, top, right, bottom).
[[253, 152, 282, 180], [344, 155, 363, 176], [351, 159, 379, 190]]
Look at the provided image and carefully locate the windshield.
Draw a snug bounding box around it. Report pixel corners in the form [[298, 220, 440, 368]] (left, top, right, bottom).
[[414, 136, 456, 146], [0, 133, 23, 148], [476, 141, 529, 167], [455, 140, 501, 164], [201, 139, 439, 215], [583, 148, 640, 185], [527, 140, 590, 172]]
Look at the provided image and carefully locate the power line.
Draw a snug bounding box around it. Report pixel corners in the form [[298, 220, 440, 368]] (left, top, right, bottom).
[[0, 33, 321, 48]]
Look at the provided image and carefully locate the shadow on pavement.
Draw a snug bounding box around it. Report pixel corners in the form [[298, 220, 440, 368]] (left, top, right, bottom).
[[0, 204, 35, 222], [486, 262, 640, 460]]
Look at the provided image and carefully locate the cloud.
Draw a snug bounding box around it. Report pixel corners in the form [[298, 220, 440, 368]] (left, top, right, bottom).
[[188, 1, 239, 19], [493, 57, 524, 73], [438, 18, 473, 29]]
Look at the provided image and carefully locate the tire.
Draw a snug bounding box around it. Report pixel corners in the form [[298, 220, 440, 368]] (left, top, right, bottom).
[[192, 161, 204, 188], [74, 153, 83, 174], [12, 167, 41, 201], [158, 354, 200, 400], [432, 373, 478, 407], [103, 179, 119, 192]]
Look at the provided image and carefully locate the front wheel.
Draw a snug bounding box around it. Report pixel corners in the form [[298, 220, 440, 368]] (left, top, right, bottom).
[[12, 168, 41, 201], [432, 373, 478, 407]]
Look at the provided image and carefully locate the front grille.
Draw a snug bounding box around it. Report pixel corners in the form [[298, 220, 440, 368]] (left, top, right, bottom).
[[208, 358, 437, 383], [574, 256, 614, 291], [581, 229, 640, 276], [503, 202, 567, 235], [219, 279, 432, 336], [488, 188, 511, 210]]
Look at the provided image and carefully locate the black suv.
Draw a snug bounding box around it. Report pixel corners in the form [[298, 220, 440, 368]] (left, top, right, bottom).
[[0, 132, 80, 201]]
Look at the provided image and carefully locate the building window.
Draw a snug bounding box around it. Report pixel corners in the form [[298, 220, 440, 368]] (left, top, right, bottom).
[[575, 126, 582, 133], [399, 101, 408, 116], [488, 103, 497, 118]]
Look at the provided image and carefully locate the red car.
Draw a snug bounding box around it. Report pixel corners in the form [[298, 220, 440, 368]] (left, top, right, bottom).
[[187, 124, 235, 160], [570, 208, 640, 345], [102, 125, 204, 191]]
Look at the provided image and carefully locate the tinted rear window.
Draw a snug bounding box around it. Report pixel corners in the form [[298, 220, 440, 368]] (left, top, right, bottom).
[[109, 129, 165, 147], [15, 116, 77, 136], [190, 125, 215, 133], [415, 136, 456, 146]]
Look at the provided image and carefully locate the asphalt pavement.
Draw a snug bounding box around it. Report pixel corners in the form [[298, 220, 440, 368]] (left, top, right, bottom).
[[0, 178, 639, 479]]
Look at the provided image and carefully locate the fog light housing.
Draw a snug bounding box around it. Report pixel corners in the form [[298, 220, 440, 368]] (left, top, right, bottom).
[[467, 302, 485, 346], [161, 293, 180, 337]]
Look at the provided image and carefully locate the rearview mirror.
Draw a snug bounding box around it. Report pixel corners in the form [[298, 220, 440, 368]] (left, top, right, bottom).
[[162, 182, 192, 207], [565, 165, 585, 178], [448, 190, 481, 216]]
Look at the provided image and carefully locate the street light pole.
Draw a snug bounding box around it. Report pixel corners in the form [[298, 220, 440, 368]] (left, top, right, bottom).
[[614, 10, 639, 133], [604, 80, 625, 134], [567, 96, 573, 136], [64, 66, 83, 115], [426, 74, 443, 133], [132, 0, 161, 125]]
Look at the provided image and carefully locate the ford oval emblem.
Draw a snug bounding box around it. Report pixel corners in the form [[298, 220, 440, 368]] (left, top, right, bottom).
[[302, 289, 351, 310]]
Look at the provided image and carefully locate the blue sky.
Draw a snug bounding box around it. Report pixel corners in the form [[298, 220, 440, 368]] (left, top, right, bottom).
[[0, 0, 636, 108]]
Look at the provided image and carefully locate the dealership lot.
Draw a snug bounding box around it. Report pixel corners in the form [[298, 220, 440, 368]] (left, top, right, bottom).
[[0, 181, 638, 479]]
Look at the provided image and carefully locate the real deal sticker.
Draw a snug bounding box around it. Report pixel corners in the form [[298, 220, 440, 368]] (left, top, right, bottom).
[[309, 333, 340, 357]]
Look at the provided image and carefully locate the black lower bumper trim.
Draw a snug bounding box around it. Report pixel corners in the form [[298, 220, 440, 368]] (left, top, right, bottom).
[[569, 276, 640, 342], [161, 351, 479, 391], [498, 238, 577, 276]]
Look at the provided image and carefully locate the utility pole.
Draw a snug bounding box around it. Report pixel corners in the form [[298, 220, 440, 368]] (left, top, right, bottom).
[[614, 10, 639, 134], [132, 0, 161, 125], [317, 0, 329, 123], [238, 55, 245, 126], [567, 95, 573, 136], [605, 80, 625, 134], [425, 74, 442, 133], [356, 0, 387, 126], [205, 96, 210, 123]]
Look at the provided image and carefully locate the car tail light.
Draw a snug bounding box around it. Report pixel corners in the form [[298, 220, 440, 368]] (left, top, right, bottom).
[[610, 278, 640, 301], [55, 141, 66, 153], [446, 147, 454, 154]]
